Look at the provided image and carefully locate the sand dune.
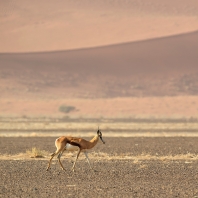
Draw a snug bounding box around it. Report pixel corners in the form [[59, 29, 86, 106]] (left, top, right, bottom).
[[0, 0, 198, 52], [1, 0, 198, 117], [0, 31, 198, 99], [1, 32, 198, 116]]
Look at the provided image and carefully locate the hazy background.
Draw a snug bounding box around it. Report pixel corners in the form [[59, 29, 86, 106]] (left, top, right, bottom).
[[1, 0, 198, 118]]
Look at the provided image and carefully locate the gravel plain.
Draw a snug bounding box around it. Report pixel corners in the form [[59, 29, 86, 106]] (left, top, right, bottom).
[[0, 137, 198, 198]]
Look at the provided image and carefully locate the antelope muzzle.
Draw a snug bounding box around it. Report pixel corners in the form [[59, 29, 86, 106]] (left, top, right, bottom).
[[100, 136, 105, 144]]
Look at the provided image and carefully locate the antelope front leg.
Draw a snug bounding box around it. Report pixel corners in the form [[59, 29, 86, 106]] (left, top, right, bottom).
[[57, 151, 67, 171], [71, 149, 81, 172], [84, 151, 93, 170]]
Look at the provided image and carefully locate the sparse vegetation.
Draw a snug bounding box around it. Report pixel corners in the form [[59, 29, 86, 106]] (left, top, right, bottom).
[[26, 147, 48, 158], [1, 120, 198, 135], [59, 105, 76, 114]]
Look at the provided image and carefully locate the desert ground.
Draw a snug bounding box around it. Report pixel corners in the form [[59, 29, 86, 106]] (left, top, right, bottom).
[[1, 136, 198, 198], [0, 118, 198, 197], [1, 0, 198, 197]]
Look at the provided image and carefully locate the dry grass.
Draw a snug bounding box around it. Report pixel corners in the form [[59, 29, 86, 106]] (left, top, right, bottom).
[[2, 115, 198, 138], [89, 152, 198, 162], [1, 120, 198, 133], [0, 151, 198, 164], [2, 121, 198, 130], [26, 147, 48, 158], [1, 131, 198, 137], [1, 152, 197, 162]]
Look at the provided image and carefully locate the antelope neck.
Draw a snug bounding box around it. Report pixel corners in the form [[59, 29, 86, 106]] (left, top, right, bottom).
[[87, 135, 99, 149]]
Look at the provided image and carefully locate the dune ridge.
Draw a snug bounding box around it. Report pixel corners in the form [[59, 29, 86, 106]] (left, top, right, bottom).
[[0, 31, 198, 117], [1, 31, 198, 99]]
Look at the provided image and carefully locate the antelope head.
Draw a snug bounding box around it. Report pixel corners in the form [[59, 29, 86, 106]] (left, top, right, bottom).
[[97, 128, 105, 144]]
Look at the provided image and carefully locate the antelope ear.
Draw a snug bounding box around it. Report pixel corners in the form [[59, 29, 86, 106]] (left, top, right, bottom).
[[97, 126, 100, 134]]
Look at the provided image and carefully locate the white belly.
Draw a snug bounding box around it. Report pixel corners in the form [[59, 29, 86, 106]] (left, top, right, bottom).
[[65, 143, 79, 152]]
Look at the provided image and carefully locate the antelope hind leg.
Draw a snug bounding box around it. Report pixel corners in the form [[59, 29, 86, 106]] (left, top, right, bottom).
[[46, 152, 56, 171]]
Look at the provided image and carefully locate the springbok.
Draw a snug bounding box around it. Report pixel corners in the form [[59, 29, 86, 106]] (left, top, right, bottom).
[[46, 129, 105, 172]]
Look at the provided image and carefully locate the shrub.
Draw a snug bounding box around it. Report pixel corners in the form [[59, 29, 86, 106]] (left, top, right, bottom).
[[59, 105, 76, 114], [26, 147, 47, 158]]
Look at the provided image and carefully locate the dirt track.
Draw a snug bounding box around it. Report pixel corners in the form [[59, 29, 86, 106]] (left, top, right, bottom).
[[1, 137, 198, 197]]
